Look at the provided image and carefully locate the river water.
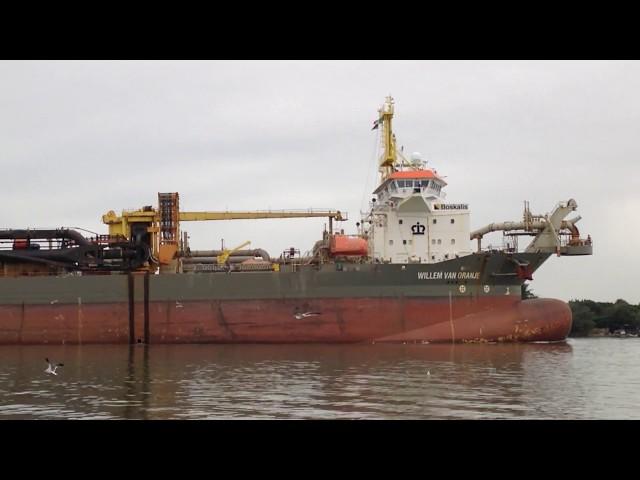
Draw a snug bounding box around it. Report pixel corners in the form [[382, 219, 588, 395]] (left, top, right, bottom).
[[1, 338, 638, 419]]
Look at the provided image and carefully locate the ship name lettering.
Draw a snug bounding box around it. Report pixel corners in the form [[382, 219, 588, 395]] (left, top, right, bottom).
[[417, 271, 443, 280], [418, 271, 480, 280], [457, 271, 480, 280]]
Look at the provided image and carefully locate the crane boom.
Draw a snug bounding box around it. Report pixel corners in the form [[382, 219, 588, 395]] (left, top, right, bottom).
[[179, 210, 345, 221], [100, 192, 348, 269]]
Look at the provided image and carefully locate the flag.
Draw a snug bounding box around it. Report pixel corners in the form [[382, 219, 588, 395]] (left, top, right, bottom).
[[372, 119, 382, 130]]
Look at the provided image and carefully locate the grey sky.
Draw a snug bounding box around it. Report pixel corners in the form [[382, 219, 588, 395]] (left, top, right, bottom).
[[1, 60, 638, 303]]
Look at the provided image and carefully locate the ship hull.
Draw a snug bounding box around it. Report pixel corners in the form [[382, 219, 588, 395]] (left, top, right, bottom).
[[0, 252, 571, 345], [0, 296, 570, 345]]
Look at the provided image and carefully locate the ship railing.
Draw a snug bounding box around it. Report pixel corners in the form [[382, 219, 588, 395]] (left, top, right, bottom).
[[89, 234, 128, 246], [479, 244, 515, 254], [184, 263, 275, 273], [558, 232, 593, 247], [0, 270, 89, 278], [278, 248, 303, 271], [0, 238, 69, 251]]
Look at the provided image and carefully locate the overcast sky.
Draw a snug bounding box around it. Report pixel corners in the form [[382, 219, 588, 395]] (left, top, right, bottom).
[[1, 60, 638, 303]]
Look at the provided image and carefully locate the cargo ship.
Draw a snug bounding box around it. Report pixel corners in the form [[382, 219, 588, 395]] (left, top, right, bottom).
[[0, 97, 592, 345]]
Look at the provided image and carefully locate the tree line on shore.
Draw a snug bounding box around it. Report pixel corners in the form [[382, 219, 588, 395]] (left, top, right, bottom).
[[521, 284, 639, 337], [568, 299, 640, 336]]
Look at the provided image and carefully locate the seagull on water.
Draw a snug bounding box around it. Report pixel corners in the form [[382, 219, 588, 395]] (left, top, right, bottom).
[[294, 311, 321, 320], [44, 358, 64, 376]]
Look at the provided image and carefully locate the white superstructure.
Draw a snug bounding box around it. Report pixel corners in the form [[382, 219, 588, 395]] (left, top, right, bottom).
[[362, 96, 472, 264]]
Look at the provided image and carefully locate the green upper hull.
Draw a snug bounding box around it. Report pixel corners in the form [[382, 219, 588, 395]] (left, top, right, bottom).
[[0, 252, 551, 305]]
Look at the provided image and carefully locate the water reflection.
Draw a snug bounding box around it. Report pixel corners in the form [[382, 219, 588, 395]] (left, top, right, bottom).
[[0, 339, 638, 419], [123, 346, 151, 420]]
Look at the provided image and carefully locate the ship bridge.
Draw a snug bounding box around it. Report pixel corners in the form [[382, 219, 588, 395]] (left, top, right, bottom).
[[373, 169, 447, 204]]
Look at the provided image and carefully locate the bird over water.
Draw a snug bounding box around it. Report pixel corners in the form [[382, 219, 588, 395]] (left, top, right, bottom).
[[44, 358, 64, 376]]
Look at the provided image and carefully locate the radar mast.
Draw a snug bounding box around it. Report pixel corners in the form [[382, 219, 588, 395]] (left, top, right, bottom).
[[377, 95, 397, 181]]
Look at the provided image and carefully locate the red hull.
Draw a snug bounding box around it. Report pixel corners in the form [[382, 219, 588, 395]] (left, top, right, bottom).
[[0, 297, 571, 345]]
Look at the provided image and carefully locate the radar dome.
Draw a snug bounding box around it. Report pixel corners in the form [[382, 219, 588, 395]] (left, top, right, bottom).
[[410, 152, 423, 162]]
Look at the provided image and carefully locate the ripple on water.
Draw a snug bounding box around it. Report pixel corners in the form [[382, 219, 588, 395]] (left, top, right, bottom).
[[1, 339, 640, 419]]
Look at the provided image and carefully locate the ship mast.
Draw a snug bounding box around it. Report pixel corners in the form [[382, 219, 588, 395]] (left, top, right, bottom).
[[378, 95, 398, 182]]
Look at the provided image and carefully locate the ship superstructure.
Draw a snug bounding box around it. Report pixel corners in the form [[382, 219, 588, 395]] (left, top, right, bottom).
[[365, 96, 590, 265], [365, 98, 472, 264]]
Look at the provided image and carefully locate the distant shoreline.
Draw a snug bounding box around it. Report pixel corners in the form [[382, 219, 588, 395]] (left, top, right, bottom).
[[570, 331, 639, 338], [569, 299, 639, 338]]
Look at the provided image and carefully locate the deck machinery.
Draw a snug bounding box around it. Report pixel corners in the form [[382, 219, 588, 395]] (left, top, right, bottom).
[[0, 194, 349, 276]]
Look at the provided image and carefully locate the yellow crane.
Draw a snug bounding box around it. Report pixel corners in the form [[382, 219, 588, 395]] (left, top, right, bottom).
[[101, 193, 347, 267], [217, 240, 251, 266]]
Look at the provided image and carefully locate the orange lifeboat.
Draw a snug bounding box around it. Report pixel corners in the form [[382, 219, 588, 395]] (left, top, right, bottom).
[[330, 235, 368, 256]]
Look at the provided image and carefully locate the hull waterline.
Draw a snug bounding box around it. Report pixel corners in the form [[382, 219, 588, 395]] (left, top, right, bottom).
[[0, 296, 571, 345]]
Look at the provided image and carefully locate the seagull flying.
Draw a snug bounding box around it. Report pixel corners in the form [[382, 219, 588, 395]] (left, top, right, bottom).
[[294, 311, 322, 320], [44, 358, 64, 376]]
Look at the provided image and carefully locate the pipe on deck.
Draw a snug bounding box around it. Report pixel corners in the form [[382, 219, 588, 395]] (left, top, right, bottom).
[[470, 217, 582, 241], [186, 249, 271, 262], [0, 229, 90, 246], [182, 256, 258, 264]]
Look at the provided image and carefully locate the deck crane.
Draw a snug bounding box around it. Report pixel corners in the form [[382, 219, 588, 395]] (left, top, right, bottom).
[[101, 192, 347, 269], [217, 240, 251, 266]]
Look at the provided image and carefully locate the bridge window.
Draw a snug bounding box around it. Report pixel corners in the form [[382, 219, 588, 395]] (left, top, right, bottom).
[[437, 239, 442, 245], [403, 240, 407, 245], [431, 239, 436, 245], [389, 240, 394, 246], [433, 219, 437, 224], [451, 239, 456, 245], [450, 218, 455, 224], [399, 219, 403, 224]]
